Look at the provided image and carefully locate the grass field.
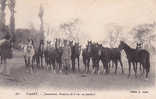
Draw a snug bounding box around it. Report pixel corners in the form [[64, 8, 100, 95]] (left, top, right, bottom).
[[0, 50, 155, 90]]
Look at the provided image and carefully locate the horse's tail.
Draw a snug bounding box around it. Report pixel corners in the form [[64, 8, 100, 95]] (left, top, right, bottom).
[[146, 53, 150, 73]]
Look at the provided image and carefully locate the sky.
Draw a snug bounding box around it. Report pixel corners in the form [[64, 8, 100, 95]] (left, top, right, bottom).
[[5, 0, 156, 41]]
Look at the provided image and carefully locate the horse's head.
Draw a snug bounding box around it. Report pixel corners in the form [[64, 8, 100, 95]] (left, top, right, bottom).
[[39, 40, 44, 51], [69, 40, 73, 47], [118, 41, 127, 50], [74, 42, 81, 54], [87, 41, 92, 53], [27, 44, 33, 53], [98, 44, 103, 56]]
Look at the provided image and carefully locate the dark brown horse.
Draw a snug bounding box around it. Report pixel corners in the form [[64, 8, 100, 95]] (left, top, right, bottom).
[[35, 40, 44, 69], [55, 39, 63, 72], [90, 42, 103, 74], [118, 41, 150, 79], [44, 46, 56, 71], [82, 41, 92, 73], [69, 41, 81, 72], [109, 48, 124, 74]]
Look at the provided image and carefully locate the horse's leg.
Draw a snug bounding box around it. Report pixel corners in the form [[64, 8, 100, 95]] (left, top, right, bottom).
[[84, 60, 87, 73], [101, 60, 105, 73], [28, 57, 32, 74], [83, 57, 86, 72], [106, 61, 109, 74], [132, 62, 137, 78], [36, 56, 39, 69], [59, 62, 62, 73], [111, 60, 114, 68], [87, 58, 90, 73], [25, 57, 29, 72], [41, 56, 43, 68], [145, 69, 149, 79], [3, 58, 9, 75], [114, 60, 118, 74], [30, 57, 34, 74], [52, 60, 56, 73], [128, 61, 131, 78], [71, 59, 74, 72], [135, 62, 138, 76], [31, 56, 34, 72], [73, 59, 75, 72], [95, 60, 99, 74], [39, 56, 41, 69], [27, 57, 30, 73], [139, 62, 142, 72], [119, 59, 124, 74], [92, 59, 96, 73], [41, 56, 44, 69], [78, 57, 80, 72], [145, 64, 149, 79], [0, 56, 2, 64], [94, 60, 97, 74], [48, 59, 53, 71], [97, 60, 100, 74], [108, 60, 111, 73]]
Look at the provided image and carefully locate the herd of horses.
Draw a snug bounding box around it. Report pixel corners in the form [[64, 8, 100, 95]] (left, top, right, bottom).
[[21, 38, 150, 79]]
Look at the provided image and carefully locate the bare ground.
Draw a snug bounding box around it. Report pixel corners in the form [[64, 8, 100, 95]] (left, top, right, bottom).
[[0, 50, 155, 91]]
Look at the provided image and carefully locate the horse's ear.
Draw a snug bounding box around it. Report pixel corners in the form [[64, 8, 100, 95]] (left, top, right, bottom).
[[120, 40, 123, 43]]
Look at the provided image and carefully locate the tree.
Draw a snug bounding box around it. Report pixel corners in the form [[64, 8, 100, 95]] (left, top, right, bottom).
[[0, 0, 7, 29], [106, 23, 122, 48], [8, 0, 16, 41], [132, 22, 156, 53], [59, 18, 81, 41], [38, 4, 44, 40]]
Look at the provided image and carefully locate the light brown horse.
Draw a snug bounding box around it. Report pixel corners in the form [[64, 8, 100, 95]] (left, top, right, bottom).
[[23, 39, 35, 73]]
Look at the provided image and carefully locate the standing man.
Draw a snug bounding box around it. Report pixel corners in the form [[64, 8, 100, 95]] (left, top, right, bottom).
[[0, 33, 12, 76]]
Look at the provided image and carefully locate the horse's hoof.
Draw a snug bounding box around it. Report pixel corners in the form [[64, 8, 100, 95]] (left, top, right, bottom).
[[98, 71, 101, 75], [145, 78, 149, 81]]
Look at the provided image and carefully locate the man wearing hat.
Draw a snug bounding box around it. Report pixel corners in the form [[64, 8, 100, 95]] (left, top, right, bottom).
[[0, 33, 12, 75]]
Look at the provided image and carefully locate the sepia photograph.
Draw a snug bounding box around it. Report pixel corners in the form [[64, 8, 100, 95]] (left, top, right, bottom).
[[0, 0, 156, 98]]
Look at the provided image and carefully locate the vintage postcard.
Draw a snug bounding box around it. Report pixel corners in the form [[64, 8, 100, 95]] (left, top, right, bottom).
[[0, 0, 156, 99]]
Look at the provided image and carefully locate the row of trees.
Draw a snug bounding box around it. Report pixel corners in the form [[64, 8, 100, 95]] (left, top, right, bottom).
[[0, 0, 45, 48], [44, 18, 87, 45], [103, 22, 156, 53], [0, 0, 16, 40]]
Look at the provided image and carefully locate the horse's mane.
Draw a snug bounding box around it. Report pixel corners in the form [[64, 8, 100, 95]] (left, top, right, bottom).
[[122, 42, 136, 51]]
